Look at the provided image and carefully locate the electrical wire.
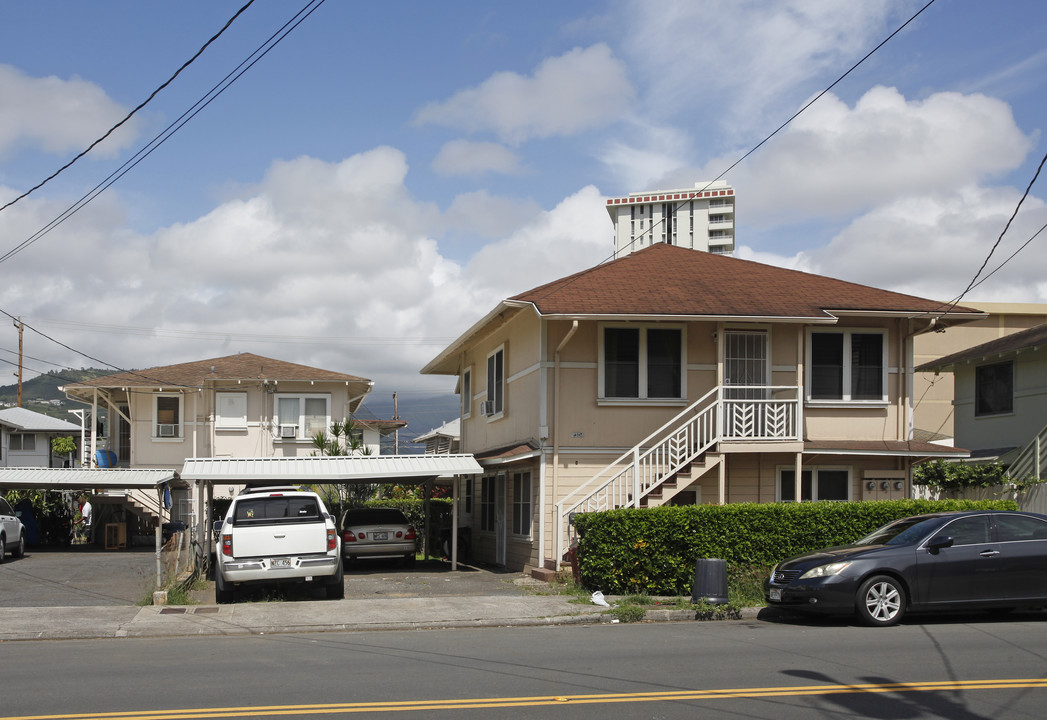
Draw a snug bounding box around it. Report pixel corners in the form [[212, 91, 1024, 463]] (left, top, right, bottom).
[[0, 0, 257, 215], [0, 0, 326, 267], [529, 0, 937, 304]]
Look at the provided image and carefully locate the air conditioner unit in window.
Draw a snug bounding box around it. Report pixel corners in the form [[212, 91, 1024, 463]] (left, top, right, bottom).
[[158, 424, 177, 438], [480, 401, 495, 416], [279, 424, 298, 439]]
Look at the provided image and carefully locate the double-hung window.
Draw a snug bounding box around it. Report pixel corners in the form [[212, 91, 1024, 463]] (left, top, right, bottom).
[[461, 367, 472, 419], [778, 468, 850, 502], [9, 433, 36, 451], [486, 347, 505, 418], [275, 394, 330, 440], [601, 325, 684, 401], [808, 329, 886, 402], [154, 393, 183, 439], [975, 361, 1013, 416], [215, 392, 248, 430]]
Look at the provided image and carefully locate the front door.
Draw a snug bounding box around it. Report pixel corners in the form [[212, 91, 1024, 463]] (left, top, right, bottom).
[[723, 330, 769, 437]]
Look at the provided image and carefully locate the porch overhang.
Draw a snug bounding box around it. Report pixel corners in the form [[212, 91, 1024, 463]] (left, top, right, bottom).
[[179, 454, 482, 484], [803, 440, 971, 459], [0, 467, 179, 490], [474, 442, 542, 467]]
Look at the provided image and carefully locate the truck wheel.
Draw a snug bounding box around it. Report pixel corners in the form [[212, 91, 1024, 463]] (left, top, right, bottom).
[[325, 561, 345, 600], [215, 568, 234, 605]]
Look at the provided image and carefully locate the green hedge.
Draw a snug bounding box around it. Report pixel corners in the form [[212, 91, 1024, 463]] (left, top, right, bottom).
[[573, 499, 1018, 595]]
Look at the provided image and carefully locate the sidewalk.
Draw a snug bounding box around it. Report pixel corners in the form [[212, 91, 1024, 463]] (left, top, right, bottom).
[[0, 594, 618, 641]]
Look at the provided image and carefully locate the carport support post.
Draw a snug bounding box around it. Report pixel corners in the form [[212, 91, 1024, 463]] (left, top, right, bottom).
[[424, 478, 433, 560], [451, 475, 458, 571], [155, 526, 162, 589]]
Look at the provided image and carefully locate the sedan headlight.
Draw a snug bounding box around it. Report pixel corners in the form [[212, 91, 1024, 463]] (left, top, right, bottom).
[[799, 561, 852, 579]]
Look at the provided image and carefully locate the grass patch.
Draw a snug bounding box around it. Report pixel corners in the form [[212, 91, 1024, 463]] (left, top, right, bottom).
[[606, 604, 647, 623]]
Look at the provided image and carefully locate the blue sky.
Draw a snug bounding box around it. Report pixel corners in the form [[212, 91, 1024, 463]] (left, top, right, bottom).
[[0, 0, 1045, 401]]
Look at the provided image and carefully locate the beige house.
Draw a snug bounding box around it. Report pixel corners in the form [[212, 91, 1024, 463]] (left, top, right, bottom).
[[422, 244, 985, 573]]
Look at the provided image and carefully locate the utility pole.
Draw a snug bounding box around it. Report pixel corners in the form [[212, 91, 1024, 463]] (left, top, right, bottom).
[[14, 317, 23, 407], [393, 392, 399, 454]]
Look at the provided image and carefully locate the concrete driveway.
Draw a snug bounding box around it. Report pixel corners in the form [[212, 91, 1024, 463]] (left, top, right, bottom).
[[0, 546, 544, 607]]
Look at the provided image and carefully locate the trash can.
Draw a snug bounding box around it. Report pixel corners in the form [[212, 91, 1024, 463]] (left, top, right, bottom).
[[691, 558, 728, 605]]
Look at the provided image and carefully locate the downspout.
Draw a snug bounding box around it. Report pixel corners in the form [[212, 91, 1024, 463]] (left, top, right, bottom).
[[552, 320, 579, 570]]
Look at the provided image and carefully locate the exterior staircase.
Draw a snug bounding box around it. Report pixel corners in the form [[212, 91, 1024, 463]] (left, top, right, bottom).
[[554, 385, 800, 565], [1008, 423, 1047, 482]]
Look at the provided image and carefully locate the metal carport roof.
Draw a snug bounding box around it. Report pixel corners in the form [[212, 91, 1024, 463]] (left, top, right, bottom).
[[180, 454, 482, 483], [0, 467, 178, 489]]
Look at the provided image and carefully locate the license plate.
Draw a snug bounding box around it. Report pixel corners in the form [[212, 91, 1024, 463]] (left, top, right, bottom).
[[769, 588, 782, 601], [373, 532, 388, 541], [272, 558, 292, 569]]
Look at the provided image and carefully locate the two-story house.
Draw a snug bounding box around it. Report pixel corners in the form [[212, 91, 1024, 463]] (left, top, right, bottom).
[[59, 353, 376, 535], [421, 243, 985, 573]]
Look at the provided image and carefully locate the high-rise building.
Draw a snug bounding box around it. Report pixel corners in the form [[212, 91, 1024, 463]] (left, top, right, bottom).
[[606, 180, 735, 259]]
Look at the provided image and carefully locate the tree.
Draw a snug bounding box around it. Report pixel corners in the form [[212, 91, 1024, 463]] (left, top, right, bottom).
[[311, 419, 376, 511], [51, 436, 78, 467]]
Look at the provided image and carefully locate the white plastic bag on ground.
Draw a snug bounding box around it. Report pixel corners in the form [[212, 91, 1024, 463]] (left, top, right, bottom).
[[591, 591, 610, 607]]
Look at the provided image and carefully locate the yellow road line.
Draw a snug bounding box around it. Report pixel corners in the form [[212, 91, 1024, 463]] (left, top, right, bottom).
[[8, 678, 1047, 719]]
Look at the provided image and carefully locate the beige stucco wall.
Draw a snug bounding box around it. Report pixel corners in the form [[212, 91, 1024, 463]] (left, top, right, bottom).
[[914, 302, 1047, 441]]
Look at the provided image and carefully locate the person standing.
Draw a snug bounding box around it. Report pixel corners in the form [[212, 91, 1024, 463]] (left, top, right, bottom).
[[80, 496, 93, 544]]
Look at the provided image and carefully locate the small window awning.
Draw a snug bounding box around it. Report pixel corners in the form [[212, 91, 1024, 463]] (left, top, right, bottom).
[[0, 467, 179, 490], [180, 454, 482, 484]]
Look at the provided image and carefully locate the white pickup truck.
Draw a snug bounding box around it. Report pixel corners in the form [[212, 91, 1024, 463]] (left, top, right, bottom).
[[214, 486, 343, 603]]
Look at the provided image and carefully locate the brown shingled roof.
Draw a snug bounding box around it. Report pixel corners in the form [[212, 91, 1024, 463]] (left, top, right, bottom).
[[63, 352, 370, 389], [510, 244, 982, 319]]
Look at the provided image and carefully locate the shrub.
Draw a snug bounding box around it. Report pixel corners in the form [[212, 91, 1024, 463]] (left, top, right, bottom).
[[572, 499, 1016, 595]]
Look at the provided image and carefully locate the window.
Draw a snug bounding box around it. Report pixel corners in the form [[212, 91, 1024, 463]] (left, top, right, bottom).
[[461, 367, 472, 418], [512, 471, 532, 537], [10, 433, 36, 451], [601, 325, 684, 400], [215, 392, 247, 430], [153, 394, 182, 439], [808, 330, 886, 402], [941, 515, 991, 545], [275, 394, 331, 440], [996, 514, 1047, 542], [480, 476, 496, 532], [975, 361, 1013, 416], [779, 468, 850, 502], [486, 347, 505, 417], [464, 477, 473, 514]]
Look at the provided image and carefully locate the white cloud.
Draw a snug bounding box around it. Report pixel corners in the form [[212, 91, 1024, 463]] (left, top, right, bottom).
[[620, 0, 903, 139], [413, 44, 635, 144], [432, 140, 524, 177], [0, 148, 612, 396], [0, 64, 139, 159], [735, 185, 1047, 304], [688, 86, 1034, 228]]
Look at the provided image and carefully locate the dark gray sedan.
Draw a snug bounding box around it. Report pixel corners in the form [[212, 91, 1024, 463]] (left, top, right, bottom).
[[766, 510, 1047, 626]]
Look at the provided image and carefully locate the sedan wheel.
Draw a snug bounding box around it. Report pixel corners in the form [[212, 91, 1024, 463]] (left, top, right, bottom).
[[856, 575, 906, 627]]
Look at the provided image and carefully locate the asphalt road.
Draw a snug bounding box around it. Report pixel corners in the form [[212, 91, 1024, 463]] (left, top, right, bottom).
[[0, 545, 539, 607], [4, 615, 1047, 719]]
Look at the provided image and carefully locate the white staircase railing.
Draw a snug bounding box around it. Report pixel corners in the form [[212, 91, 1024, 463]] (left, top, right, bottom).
[[554, 385, 801, 565], [1008, 423, 1047, 481]]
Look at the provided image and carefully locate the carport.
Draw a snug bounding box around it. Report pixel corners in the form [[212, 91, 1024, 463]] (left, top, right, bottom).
[[180, 454, 482, 570], [0, 467, 183, 584]]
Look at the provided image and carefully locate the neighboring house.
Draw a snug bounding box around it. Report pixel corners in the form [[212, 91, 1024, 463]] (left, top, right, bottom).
[[917, 323, 1047, 481], [61, 352, 375, 472], [421, 243, 985, 573], [414, 419, 461, 455], [0, 407, 81, 469], [913, 302, 1047, 443], [607, 180, 735, 258]]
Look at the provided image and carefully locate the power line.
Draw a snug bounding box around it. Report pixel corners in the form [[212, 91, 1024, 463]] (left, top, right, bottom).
[[0, 0, 327, 267], [0, 0, 257, 215], [530, 0, 937, 305]]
